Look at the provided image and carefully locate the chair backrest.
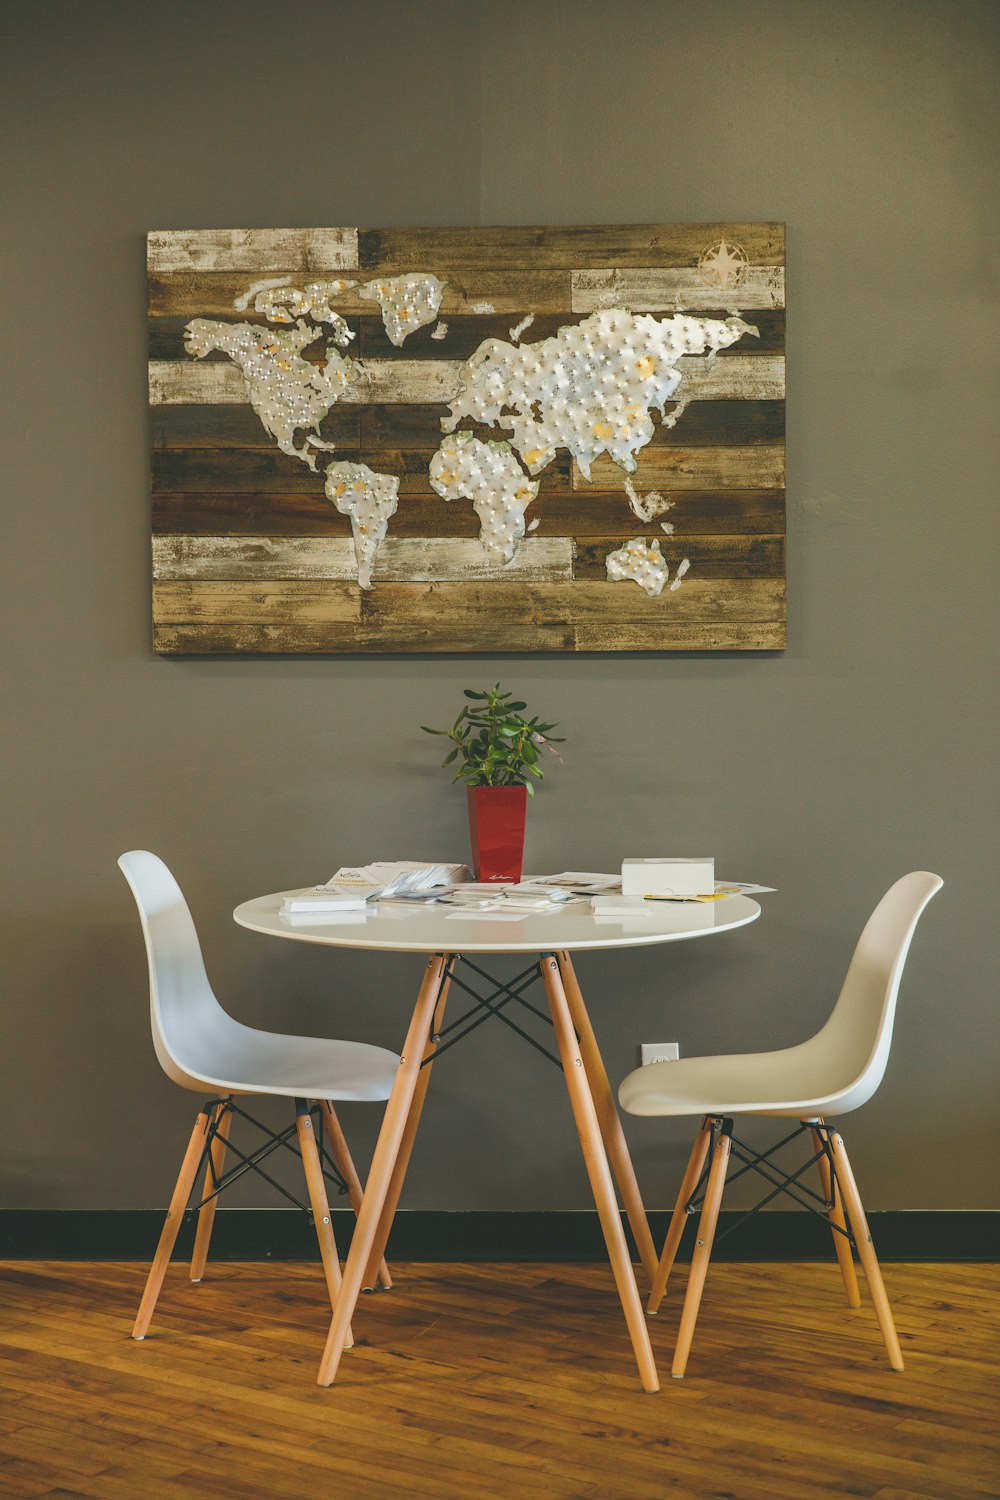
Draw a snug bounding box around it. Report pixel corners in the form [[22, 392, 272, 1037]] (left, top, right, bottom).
[[815, 871, 943, 1113], [118, 850, 241, 1092]]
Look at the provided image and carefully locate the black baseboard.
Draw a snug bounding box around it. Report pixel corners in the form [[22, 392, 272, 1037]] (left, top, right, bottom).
[[0, 1210, 995, 1262]]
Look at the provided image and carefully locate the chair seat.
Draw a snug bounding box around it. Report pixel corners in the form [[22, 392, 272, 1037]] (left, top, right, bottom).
[[618, 1039, 849, 1119], [179, 1029, 400, 1102]]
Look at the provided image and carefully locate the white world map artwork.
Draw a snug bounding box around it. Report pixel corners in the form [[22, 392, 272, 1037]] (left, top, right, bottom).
[[180, 249, 760, 597]]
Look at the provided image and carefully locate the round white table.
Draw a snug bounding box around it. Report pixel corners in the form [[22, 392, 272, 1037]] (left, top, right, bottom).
[[234, 891, 760, 1392]]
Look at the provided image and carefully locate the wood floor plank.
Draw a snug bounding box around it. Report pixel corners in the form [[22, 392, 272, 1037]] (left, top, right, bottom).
[[0, 1262, 996, 1500]]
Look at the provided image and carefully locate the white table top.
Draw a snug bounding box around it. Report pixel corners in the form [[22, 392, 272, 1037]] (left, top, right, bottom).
[[233, 890, 761, 954]]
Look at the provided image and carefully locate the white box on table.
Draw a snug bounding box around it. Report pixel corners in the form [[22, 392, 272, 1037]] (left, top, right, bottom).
[[620, 858, 715, 898]]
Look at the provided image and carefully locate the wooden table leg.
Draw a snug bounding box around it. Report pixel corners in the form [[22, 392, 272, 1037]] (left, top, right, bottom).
[[540, 956, 660, 1394], [315, 953, 449, 1387], [557, 952, 659, 1287], [361, 970, 452, 1290], [321, 1101, 393, 1291]]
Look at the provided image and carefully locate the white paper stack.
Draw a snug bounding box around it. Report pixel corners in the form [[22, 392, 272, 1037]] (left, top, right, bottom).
[[621, 858, 715, 898], [280, 887, 373, 915], [323, 862, 470, 899]]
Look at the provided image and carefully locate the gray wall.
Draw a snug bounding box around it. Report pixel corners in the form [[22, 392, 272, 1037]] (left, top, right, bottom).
[[2, 0, 997, 1214]]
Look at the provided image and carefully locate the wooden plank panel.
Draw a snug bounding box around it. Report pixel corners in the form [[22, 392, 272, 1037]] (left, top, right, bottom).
[[358, 578, 784, 628], [148, 269, 571, 319], [152, 488, 786, 538], [153, 535, 576, 583], [572, 266, 785, 312], [151, 449, 571, 495], [358, 400, 786, 451], [147, 222, 786, 654], [154, 620, 580, 653], [149, 307, 785, 361], [576, 445, 786, 491], [149, 354, 786, 406], [573, 535, 784, 580], [147, 228, 358, 273], [152, 580, 361, 625], [155, 618, 785, 653], [357, 309, 785, 361], [358, 223, 785, 271], [151, 404, 361, 450]]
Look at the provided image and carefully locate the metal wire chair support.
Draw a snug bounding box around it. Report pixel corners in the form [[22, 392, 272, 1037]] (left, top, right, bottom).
[[684, 1117, 856, 1249], [183, 1097, 350, 1221], [420, 955, 566, 1070]]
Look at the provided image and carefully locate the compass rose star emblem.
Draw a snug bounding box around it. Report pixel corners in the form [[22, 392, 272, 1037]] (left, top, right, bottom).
[[698, 239, 749, 290]]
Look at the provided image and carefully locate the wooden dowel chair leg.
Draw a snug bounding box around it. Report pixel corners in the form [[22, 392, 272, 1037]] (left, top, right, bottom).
[[809, 1122, 861, 1309], [557, 953, 659, 1287], [541, 957, 660, 1394], [360, 969, 452, 1292], [648, 1118, 713, 1315], [190, 1101, 232, 1283], [132, 1110, 211, 1340], [671, 1122, 731, 1380], [827, 1129, 904, 1371], [320, 1102, 392, 1291], [296, 1102, 353, 1348]]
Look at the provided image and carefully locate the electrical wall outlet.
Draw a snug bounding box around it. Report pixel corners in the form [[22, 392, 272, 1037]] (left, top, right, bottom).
[[640, 1042, 680, 1065]]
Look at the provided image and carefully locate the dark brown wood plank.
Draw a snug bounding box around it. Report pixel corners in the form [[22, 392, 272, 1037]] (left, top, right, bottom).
[[154, 619, 786, 653], [152, 488, 787, 538], [357, 310, 786, 361], [148, 269, 573, 320], [573, 535, 785, 580], [358, 222, 785, 271], [357, 400, 786, 451], [151, 404, 360, 450], [148, 309, 786, 362], [579, 445, 785, 491], [151, 449, 572, 497], [361, 570, 791, 624], [152, 580, 361, 625]]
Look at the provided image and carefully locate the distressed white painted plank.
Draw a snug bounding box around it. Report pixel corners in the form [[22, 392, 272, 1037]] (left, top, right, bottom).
[[149, 361, 248, 404], [148, 354, 784, 406], [343, 360, 465, 404], [678, 355, 785, 400], [572, 266, 785, 312], [147, 229, 359, 273], [152, 534, 575, 583]]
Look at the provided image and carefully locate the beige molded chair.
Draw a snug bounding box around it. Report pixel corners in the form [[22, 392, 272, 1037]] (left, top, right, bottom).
[[119, 850, 399, 1347], [619, 872, 942, 1378]]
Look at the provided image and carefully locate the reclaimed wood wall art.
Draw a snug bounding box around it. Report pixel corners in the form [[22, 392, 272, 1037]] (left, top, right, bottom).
[[149, 224, 785, 653]]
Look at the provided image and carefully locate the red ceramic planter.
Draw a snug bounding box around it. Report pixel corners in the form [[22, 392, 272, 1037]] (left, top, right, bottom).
[[467, 784, 527, 882]]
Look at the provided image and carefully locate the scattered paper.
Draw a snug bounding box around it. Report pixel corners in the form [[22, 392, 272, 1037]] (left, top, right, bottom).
[[715, 881, 777, 896], [444, 909, 526, 922]]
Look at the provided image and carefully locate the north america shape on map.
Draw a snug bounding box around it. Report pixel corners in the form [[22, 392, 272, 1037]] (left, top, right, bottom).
[[184, 278, 758, 593]]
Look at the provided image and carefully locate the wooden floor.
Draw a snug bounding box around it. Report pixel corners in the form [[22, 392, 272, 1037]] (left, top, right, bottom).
[[1, 1261, 998, 1500]]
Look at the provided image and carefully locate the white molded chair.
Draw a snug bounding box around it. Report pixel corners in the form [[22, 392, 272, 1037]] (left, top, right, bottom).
[[618, 871, 942, 1378], [119, 850, 400, 1346]]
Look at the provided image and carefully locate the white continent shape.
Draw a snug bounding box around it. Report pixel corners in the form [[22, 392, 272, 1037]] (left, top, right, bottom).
[[441, 307, 758, 480]]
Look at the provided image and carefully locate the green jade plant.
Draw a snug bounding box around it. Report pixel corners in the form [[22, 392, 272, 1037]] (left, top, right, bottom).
[[422, 684, 564, 796]]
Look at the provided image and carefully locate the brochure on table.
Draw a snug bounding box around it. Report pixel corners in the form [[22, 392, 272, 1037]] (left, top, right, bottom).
[[279, 864, 776, 920]]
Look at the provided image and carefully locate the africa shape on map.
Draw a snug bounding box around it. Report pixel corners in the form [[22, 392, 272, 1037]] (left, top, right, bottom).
[[182, 269, 759, 596]]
